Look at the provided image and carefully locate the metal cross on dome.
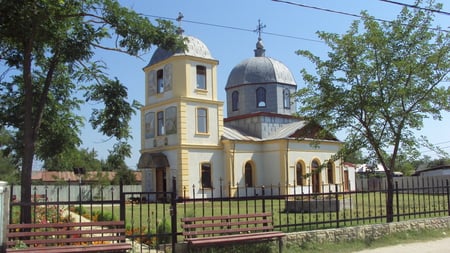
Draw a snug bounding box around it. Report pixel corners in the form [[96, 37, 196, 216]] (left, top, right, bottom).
[[254, 19, 266, 40], [176, 12, 184, 34]]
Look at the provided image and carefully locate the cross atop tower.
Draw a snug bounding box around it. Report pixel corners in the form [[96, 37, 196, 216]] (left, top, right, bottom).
[[176, 12, 184, 34], [254, 19, 266, 40]]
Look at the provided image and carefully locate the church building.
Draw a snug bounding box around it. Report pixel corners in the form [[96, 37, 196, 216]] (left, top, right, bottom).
[[137, 33, 344, 199]]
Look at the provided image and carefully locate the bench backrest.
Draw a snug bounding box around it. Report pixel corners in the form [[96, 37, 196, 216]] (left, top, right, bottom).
[[181, 212, 274, 238], [7, 221, 127, 248]]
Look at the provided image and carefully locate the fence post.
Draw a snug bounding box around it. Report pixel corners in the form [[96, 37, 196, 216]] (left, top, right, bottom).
[[262, 185, 266, 213], [447, 179, 450, 216], [170, 177, 177, 252], [335, 184, 340, 228], [119, 181, 125, 222], [0, 181, 10, 253], [395, 181, 400, 222]]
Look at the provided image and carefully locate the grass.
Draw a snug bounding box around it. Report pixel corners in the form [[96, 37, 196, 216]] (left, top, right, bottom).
[[283, 227, 450, 253], [83, 191, 448, 234]]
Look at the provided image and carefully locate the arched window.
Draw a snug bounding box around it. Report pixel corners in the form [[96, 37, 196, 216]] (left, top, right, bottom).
[[296, 161, 305, 186], [197, 108, 208, 133], [201, 163, 212, 188], [327, 161, 335, 184], [232, 91, 239, 111], [311, 160, 321, 193], [244, 162, 254, 187], [157, 111, 164, 136], [283, 88, 291, 109], [196, 65, 206, 90], [256, 87, 266, 108], [157, 69, 164, 93]]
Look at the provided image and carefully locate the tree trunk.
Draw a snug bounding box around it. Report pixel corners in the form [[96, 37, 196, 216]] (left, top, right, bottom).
[[20, 42, 35, 224], [385, 173, 395, 223]]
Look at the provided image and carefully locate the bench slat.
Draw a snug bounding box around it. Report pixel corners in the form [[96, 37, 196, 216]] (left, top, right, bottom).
[[183, 225, 274, 237], [7, 228, 125, 238], [6, 243, 131, 253], [6, 220, 130, 253], [181, 212, 272, 223], [181, 212, 285, 252], [182, 218, 272, 230], [186, 231, 285, 246], [7, 221, 124, 229], [7, 235, 126, 246]]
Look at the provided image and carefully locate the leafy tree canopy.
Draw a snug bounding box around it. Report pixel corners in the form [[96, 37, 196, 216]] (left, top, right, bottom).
[[0, 0, 184, 223], [44, 147, 103, 172], [295, 0, 449, 222]]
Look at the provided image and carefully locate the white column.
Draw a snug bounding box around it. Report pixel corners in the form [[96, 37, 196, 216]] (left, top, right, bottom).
[[0, 181, 10, 252]]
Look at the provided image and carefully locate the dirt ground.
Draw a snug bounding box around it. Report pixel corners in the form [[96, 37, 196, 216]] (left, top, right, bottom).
[[354, 237, 450, 253]]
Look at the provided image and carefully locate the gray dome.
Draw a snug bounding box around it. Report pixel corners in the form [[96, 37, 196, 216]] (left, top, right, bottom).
[[147, 36, 214, 67], [226, 56, 295, 88]]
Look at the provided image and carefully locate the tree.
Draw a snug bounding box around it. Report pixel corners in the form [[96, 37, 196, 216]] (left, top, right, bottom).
[[343, 149, 366, 164], [0, 0, 184, 223], [295, 0, 449, 222], [0, 127, 19, 184], [44, 147, 103, 172]]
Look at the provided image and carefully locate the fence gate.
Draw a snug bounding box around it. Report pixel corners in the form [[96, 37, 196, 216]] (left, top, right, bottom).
[[120, 177, 177, 253]]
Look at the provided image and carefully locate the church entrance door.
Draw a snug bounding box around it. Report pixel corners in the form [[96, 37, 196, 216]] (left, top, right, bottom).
[[156, 167, 167, 200]]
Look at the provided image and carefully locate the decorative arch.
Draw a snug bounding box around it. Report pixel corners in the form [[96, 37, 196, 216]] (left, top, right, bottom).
[[244, 161, 255, 187], [232, 90, 239, 111], [327, 160, 335, 184], [295, 160, 306, 186], [311, 159, 321, 193], [283, 88, 291, 109], [256, 87, 266, 108]]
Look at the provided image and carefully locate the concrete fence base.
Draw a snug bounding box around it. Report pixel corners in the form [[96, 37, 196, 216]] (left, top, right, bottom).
[[285, 216, 450, 247]]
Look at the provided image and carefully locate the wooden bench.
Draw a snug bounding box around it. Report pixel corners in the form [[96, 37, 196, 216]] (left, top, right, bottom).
[[181, 212, 285, 252], [6, 221, 131, 253]]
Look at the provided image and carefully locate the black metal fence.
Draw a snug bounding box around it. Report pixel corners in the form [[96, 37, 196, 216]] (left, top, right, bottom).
[[178, 177, 450, 232], [8, 176, 450, 252]]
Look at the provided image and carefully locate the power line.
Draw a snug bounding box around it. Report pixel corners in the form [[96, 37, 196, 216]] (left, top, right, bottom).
[[142, 14, 324, 44], [379, 0, 450, 16], [272, 0, 449, 33]]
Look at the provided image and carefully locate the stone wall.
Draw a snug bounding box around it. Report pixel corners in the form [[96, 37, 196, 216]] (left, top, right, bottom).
[[285, 216, 450, 247], [175, 217, 450, 252]]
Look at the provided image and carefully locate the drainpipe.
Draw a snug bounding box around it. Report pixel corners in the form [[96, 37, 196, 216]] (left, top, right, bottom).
[[285, 140, 289, 194]]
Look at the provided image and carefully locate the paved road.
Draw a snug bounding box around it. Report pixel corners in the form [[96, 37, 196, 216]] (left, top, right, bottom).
[[355, 237, 450, 253]]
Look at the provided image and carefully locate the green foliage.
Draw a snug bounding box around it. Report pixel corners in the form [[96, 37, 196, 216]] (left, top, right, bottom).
[[72, 205, 87, 216], [0, 0, 184, 223], [343, 149, 365, 164], [86, 78, 141, 140], [103, 141, 132, 171], [156, 218, 171, 245], [0, 127, 19, 183], [91, 210, 115, 221], [44, 147, 102, 171], [295, 0, 449, 221], [112, 168, 137, 185]]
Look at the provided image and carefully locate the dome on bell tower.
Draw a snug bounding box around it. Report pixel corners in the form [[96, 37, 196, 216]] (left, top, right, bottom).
[[146, 35, 215, 67]]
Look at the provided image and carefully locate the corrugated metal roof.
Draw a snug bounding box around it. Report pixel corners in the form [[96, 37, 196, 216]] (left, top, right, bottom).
[[223, 121, 309, 141], [265, 121, 309, 140], [222, 127, 261, 141]]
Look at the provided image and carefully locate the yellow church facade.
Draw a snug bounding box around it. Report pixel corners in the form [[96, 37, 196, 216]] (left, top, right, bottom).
[[138, 35, 344, 200]]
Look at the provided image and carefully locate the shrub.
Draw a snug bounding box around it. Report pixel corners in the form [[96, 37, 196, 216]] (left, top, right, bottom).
[[156, 218, 171, 245]]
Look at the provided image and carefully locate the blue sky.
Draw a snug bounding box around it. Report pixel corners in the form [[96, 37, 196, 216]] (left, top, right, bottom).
[[76, 0, 450, 170]]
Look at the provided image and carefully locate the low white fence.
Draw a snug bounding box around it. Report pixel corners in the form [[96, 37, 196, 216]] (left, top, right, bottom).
[[11, 184, 142, 202]]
